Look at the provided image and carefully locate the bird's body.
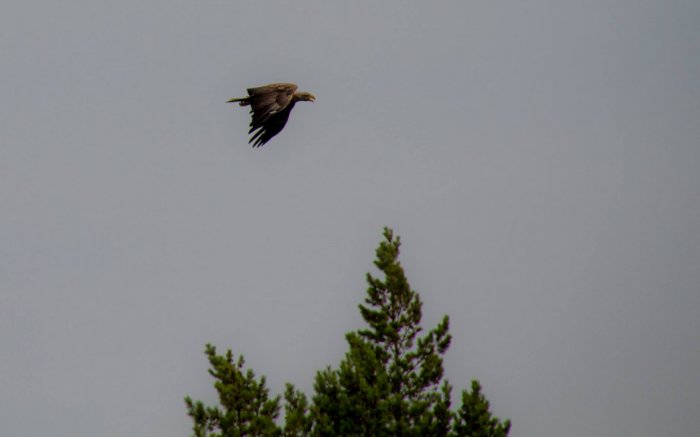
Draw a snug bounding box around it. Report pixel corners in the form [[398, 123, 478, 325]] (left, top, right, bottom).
[[228, 83, 315, 147]]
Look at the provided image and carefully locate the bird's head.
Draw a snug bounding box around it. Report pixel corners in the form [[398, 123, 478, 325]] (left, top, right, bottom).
[[294, 91, 316, 103]]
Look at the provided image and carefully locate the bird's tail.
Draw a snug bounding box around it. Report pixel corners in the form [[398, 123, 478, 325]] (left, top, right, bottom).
[[227, 97, 250, 106]]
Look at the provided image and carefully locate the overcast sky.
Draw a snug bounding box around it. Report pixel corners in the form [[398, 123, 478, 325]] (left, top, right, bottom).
[[2, 1, 699, 436]]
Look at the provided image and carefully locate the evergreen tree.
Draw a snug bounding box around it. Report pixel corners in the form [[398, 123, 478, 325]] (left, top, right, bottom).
[[282, 383, 312, 436], [184, 344, 282, 437], [452, 380, 511, 437], [186, 228, 511, 436], [311, 228, 453, 436]]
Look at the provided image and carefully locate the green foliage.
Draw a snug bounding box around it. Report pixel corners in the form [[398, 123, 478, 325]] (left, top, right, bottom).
[[282, 383, 311, 436], [311, 228, 453, 436], [184, 344, 282, 437], [452, 381, 512, 437], [185, 228, 511, 436]]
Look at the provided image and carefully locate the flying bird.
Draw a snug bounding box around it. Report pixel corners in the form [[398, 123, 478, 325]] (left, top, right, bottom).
[[227, 83, 315, 147]]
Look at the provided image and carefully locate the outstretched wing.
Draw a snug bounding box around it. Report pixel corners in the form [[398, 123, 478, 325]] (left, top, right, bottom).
[[246, 83, 297, 126], [249, 102, 296, 147], [245, 83, 298, 147]]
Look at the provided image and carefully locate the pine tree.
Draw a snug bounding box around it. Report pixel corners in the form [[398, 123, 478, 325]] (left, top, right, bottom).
[[452, 380, 512, 437], [185, 228, 511, 436], [184, 344, 282, 437], [282, 383, 312, 436], [311, 228, 453, 436]]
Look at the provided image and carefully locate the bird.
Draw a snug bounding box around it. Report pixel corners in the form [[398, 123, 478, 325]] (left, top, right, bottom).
[[227, 83, 315, 147]]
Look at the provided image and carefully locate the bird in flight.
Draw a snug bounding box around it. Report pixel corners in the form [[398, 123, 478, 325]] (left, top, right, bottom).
[[228, 83, 315, 147]]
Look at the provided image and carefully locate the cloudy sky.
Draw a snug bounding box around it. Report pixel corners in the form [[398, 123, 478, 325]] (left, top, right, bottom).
[[2, 1, 699, 436]]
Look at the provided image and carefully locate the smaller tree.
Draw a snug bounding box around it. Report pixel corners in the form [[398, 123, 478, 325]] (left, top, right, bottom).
[[282, 383, 312, 436], [184, 344, 281, 437], [452, 380, 512, 437]]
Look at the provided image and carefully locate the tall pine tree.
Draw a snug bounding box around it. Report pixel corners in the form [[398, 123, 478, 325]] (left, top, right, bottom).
[[311, 228, 453, 436]]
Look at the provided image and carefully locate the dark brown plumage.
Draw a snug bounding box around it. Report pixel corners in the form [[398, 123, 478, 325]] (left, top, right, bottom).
[[227, 83, 315, 147]]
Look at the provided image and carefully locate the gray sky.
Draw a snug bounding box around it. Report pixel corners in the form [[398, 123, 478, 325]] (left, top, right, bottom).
[[2, 1, 699, 436]]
